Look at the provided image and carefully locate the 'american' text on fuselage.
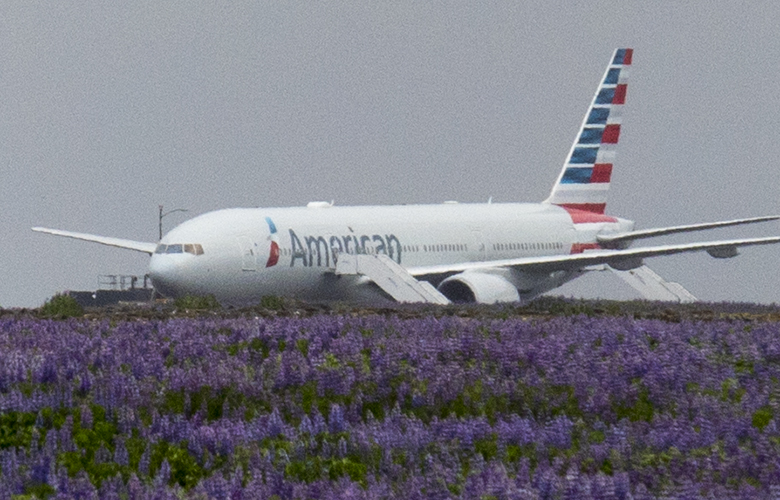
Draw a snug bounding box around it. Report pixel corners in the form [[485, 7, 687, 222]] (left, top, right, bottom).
[[289, 229, 402, 267]]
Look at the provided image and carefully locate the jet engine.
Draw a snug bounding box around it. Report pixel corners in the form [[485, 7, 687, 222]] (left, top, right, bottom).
[[437, 272, 520, 304]]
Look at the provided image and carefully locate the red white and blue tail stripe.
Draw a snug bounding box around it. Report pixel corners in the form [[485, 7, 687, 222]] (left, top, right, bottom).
[[545, 48, 632, 215]]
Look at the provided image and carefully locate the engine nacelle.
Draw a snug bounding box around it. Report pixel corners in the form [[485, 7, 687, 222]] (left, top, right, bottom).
[[438, 272, 520, 304], [608, 257, 644, 271], [707, 245, 739, 259]]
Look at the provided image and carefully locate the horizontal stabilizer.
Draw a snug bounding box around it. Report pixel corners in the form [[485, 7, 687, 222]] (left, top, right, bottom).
[[32, 227, 157, 254], [597, 215, 779, 248]]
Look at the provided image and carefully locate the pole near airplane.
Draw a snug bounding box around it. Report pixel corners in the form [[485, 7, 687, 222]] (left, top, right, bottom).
[[33, 49, 780, 305]]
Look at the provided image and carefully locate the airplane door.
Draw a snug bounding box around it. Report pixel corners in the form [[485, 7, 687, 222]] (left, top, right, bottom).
[[471, 229, 487, 261], [237, 236, 257, 271]]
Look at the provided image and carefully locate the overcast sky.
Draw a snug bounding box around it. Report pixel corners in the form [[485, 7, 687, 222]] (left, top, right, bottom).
[[2, 1, 779, 308]]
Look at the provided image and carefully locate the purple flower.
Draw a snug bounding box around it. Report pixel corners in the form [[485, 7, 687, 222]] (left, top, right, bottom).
[[113, 438, 129, 467], [329, 404, 346, 434]]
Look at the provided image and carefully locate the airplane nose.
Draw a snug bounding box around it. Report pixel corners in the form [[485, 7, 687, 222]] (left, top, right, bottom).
[[148, 255, 181, 297]]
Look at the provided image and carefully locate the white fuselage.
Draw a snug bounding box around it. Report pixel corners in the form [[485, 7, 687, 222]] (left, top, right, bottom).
[[148, 202, 633, 305]]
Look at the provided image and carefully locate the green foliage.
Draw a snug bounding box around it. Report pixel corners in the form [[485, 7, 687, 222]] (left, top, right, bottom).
[[752, 405, 773, 431], [174, 294, 221, 310], [24, 404, 208, 491], [321, 353, 342, 369], [475, 434, 499, 460], [536, 297, 597, 317], [638, 446, 683, 469], [505, 443, 537, 469], [327, 457, 367, 484], [508, 382, 583, 422], [40, 293, 84, 318], [284, 455, 367, 486], [163, 389, 187, 414], [163, 385, 258, 421], [721, 378, 746, 403], [614, 386, 655, 422], [361, 399, 386, 422], [58, 405, 121, 488], [589, 429, 606, 444], [301, 381, 318, 415], [285, 457, 324, 483], [23, 484, 56, 499], [249, 337, 271, 358], [645, 334, 660, 351], [150, 440, 206, 489], [0, 411, 36, 450], [126, 432, 147, 470], [260, 295, 285, 310], [296, 338, 310, 357], [735, 357, 755, 375]]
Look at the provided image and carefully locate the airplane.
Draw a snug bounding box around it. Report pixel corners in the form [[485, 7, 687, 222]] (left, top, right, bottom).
[[33, 48, 780, 306]]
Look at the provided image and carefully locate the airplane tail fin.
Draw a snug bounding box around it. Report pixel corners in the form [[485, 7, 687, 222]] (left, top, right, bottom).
[[545, 48, 632, 215]]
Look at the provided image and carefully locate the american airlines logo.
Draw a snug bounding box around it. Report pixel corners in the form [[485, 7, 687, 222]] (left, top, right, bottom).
[[265, 217, 280, 268], [288, 229, 402, 268]]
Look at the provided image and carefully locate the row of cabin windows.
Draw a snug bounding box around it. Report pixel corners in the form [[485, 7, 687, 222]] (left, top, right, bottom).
[[493, 242, 563, 251], [154, 243, 205, 255], [276, 244, 467, 256], [277, 247, 381, 257], [401, 244, 467, 253], [272, 241, 563, 258], [421, 243, 466, 253]]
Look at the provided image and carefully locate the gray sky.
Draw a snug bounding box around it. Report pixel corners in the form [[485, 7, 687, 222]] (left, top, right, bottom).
[[2, 1, 779, 308]]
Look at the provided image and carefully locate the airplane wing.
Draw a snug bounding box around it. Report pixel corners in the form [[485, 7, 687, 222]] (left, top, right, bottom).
[[597, 215, 779, 248], [32, 227, 157, 255], [407, 236, 780, 277]]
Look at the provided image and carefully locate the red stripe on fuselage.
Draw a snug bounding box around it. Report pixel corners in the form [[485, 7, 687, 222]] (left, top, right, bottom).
[[559, 205, 618, 223], [570, 242, 601, 254]]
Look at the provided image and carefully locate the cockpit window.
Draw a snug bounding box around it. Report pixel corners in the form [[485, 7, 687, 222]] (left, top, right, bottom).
[[184, 244, 204, 255], [154, 243, 204, 255]]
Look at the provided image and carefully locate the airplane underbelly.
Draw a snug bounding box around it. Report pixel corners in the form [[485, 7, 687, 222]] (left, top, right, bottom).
[[215, 268, 389, 306]]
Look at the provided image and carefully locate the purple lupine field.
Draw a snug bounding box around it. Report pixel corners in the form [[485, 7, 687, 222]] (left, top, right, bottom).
[[2, 304, 780, 498]]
